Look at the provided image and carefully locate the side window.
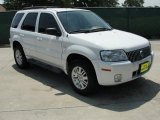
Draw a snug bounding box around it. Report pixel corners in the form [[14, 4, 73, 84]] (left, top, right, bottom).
[[11, 13, 24, 28], [38, 13, 59, 34], [21, 13, 38, 32]]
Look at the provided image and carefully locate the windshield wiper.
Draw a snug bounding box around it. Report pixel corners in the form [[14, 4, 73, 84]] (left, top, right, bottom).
[[69, 29, 91, 34], [69, 28, 112, 34], [90, 27, 112, 32]]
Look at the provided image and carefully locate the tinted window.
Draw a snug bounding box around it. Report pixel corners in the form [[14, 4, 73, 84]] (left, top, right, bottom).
[[21, 13, 38, 32], [38, 13, 59, 34], [11, 13, 24, 28], [57, 11, 111, 33]]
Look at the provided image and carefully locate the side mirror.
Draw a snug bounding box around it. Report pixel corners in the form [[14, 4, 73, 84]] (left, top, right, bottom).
[[45, 28, 61, 36]]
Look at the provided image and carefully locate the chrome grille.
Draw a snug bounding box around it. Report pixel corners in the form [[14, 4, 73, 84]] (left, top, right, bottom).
[[126, 46, 151, 62]]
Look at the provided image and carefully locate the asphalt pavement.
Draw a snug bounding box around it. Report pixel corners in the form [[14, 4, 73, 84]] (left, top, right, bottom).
[[0, 40, 159, 120]]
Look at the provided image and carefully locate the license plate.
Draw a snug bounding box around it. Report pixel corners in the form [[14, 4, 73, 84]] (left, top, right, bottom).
[[140, 62, 149, 73]]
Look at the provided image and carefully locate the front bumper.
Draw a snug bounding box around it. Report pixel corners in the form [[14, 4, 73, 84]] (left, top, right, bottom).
[[93, 52, 154, 86]]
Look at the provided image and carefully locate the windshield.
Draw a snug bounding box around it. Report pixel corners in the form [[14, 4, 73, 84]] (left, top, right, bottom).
[[57, 10, 112, 34]]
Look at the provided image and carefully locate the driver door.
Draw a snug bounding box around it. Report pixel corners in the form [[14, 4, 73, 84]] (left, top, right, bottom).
[[34, 12, 63, 67]]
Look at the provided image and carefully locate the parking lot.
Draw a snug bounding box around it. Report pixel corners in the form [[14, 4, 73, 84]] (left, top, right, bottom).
[[0, 40, 160, 120]]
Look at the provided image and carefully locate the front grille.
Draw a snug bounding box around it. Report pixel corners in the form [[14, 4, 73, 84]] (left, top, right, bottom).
[[126, 46, 151, 62]]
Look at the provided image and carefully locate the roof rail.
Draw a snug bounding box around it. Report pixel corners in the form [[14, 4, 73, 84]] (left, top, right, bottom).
[[23, 6, 60, 10]]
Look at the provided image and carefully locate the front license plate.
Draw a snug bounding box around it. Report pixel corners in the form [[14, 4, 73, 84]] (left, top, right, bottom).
[[140, 62, 149, 73]]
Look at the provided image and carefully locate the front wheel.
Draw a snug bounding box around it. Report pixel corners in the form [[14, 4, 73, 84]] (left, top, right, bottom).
[[14, 45, 28, 69], [68, 60, 98, 95]]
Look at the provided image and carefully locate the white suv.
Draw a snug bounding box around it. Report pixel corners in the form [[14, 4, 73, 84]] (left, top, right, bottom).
[[10, 7, 154, 95]]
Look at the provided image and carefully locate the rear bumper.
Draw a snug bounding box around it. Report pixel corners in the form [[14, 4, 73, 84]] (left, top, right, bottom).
[[93, 52, 154, 86]]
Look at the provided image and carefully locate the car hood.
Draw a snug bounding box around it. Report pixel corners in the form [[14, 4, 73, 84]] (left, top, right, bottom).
[[68, 29, 149, 52]]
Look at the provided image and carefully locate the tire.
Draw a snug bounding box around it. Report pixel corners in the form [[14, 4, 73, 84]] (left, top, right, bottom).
[[14, 45, 28, 69], [68, 60, 98, 95]]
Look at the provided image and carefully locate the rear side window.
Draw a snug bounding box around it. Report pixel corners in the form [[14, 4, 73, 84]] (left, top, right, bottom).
[[11, 13, 24, 28], [21, 13, 38, 32], [38, 13, 59, 34]]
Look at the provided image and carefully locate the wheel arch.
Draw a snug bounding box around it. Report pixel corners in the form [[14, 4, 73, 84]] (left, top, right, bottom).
[[62, 45, 98, 74], [13, 41, 23, 50], [67, 53, 95, 71]]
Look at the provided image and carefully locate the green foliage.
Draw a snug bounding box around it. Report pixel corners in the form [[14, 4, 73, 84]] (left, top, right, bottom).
[[123, 0, 144, 7], [4, 0, 119, 10], [100, 0, 119, 7], [72, 0, 119, 7], [4, 0, 55, 10]]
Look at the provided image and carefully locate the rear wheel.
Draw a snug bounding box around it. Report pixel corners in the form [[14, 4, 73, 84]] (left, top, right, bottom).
[[14, 45, 28, 69], [68, 60, 98, 95]]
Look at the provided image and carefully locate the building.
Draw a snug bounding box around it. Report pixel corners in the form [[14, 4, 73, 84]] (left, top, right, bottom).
[[0, 4, 6, 12]]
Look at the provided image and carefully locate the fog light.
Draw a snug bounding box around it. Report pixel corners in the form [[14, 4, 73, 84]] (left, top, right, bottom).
[[114, 74, 122, 82]]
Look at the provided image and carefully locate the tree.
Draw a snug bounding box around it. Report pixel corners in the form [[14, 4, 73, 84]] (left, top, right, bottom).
[[4, 0, 21, 10], [154, 5, 159, 8], [4, 0, 119, 10], [72, 0, 119, 7], [100, 0, 119, 7], [53, 0, 72, 7], [4, 0, 55, 10], [123, 0, 145, 7]]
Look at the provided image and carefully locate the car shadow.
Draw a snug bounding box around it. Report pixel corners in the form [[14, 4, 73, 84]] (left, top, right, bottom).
[[12, 64, 160, 112]]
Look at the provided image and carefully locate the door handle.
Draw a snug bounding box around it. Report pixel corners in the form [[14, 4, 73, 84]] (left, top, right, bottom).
[[20, 34, 24, 37], [36, 37, 43, 41]]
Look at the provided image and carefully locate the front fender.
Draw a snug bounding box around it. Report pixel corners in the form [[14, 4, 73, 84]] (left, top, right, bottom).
[[62, 45, 98, 74]]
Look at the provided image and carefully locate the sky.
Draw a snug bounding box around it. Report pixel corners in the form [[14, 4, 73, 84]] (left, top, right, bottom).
[[119, 0, 160, 7], [0, 0, 160, 7]]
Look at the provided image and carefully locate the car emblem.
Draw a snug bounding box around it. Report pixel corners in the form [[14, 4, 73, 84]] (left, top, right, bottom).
[[140, 50, 144, 58]]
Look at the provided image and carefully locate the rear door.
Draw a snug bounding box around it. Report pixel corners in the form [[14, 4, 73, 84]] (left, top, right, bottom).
[[20, 12, 38, 57], [10, 12, 25, 46], [35, 12, 63, 67]]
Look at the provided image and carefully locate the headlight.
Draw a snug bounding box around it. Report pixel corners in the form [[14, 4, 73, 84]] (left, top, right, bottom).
[[100, 50, 128, 62]]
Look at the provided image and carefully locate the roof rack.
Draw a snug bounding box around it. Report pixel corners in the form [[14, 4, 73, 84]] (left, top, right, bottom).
[[23, 6, 60, 10]]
